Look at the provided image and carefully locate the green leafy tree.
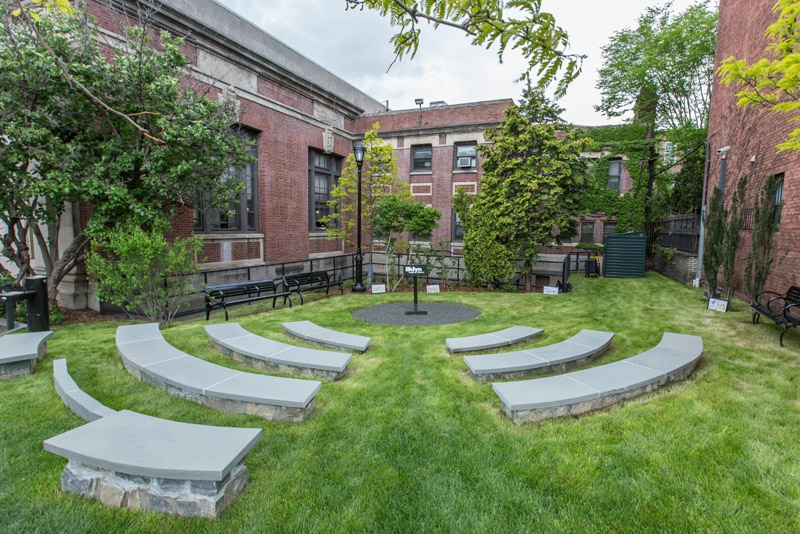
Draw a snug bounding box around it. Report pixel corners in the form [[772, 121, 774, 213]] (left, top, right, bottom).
[[322, 123, 410, 263], [596, 1, 717, 221], [345, 0, 583, 96], [702, 187, 726, 298], [722, 176, 746, 303], [372, 194, 440, 290], [86, 220, 202, 326], [0, 7, 251, 301], [744, 176, 782, 299], [718, 0, 800, 151], [464, 87, 593, 291]]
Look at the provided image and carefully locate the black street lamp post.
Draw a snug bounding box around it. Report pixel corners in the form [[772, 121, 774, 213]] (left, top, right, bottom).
[[352, 141, 366, 293]]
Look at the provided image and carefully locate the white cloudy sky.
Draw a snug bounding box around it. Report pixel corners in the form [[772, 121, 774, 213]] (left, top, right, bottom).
[[215, 0, 714, 125]]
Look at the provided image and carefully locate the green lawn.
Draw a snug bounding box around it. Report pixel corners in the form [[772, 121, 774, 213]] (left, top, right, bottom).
[[1, 273, 798, 532]]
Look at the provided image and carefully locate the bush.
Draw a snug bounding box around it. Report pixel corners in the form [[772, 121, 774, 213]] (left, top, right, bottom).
[[86, 222, 202, 326], [575, 242, 604, 253]]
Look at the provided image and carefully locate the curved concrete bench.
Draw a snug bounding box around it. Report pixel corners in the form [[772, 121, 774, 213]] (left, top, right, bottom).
[[282, 320, 371, 352], [0, 330, 53, 380], [493, 333, 703, 424], [206, 323, 351, 381], [117, 323, 321, 422], [446, 326, 543, 354], [464, 329, 614, 381], [53, 359, 116, 422], [44, 410, 261, 518]]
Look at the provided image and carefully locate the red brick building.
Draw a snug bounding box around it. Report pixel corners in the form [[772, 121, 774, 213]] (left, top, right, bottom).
[[706, 0, 799, 295], [24, 0, 634, 307]]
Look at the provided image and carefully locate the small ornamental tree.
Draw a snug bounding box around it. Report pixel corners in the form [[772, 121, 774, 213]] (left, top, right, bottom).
[[372, 195, 440, 290], [86, 221, 202, 326], [702, 187, 727, 298], [466, 87, 593, 291], [322, 123, 410, 261], [744, 177, 782, 299], [722, 176, 747, 303]]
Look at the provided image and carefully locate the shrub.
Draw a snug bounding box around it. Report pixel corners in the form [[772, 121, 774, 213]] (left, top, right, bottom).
[[86, 222, 202, 326]]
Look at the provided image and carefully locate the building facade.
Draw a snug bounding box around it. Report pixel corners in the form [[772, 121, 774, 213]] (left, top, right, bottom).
[[706, 0, 799, 295]]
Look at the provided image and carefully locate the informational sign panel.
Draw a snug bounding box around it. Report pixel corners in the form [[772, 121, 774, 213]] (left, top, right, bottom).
[[371, 284, 386, 294], [403, 264, 428, 276], [707, 298, 729, 312], [543, 286, 559, 295], [426, 284, 440, 293]]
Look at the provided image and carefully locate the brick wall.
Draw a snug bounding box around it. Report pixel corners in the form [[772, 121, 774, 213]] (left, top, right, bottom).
[[707, 0, 800, 296]]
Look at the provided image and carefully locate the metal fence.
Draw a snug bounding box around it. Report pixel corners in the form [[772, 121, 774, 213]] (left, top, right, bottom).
[[105, 250, 595, 318], [646, 214, 701, 256]]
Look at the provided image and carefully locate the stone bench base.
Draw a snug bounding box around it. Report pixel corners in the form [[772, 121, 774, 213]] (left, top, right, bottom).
[[470, 351, 601, 382], [122, 360, 315, 422], [0, 358, 37, 380], [501, 363, 696, 425], [209, 339, 345, 381], [60, 461, 248, 518]]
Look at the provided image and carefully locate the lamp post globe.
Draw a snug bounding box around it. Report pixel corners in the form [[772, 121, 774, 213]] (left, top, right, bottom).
[[352, 141, 367, 293]]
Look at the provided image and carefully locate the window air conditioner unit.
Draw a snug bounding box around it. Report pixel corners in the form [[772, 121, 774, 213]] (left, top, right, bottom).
[[457, 157, 473, 168]]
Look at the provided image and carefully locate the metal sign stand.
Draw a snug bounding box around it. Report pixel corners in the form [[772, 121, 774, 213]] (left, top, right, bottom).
[[403, 264, 428, 316]]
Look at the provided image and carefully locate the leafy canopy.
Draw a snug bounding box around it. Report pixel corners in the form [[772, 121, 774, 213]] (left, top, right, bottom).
[[718, 0, 800, 151], [345, 0, 583, 96], [460, 87, 593, 290]]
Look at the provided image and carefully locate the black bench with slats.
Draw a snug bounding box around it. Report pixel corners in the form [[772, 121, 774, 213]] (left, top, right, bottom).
[[281, 271, 343, 305], [205, 278, 293, 320], [751, 285, 800, 346]]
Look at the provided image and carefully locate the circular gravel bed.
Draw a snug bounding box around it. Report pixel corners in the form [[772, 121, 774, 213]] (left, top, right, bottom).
[[352, 302, 481, 326]]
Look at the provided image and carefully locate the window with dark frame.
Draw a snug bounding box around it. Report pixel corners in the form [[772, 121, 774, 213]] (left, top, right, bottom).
[[452, 210, 464, 242], [194, 129, 259, 234], [412, 145, 433, 172], [603, 221, 616, 237], [454, 142, 477, 170], [607, 157, 623, 191], [773, 173, 784, 229], [309, 149, 342, 231], [580, 221, 596, 243]]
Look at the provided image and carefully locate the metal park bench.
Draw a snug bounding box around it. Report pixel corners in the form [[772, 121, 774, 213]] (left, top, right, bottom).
[[751, 285, 800, 346], [205, 278, 293, 321], [281, 271, 343, 305]]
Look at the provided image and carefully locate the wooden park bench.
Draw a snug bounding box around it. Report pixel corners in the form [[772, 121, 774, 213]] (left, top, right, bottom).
[[205, 278, 294, 321], [281, 271, 343, 305], [751, 285, 800, 346]]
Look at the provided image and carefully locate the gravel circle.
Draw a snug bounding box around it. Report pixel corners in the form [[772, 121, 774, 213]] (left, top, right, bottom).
[[352, 302, 481, 326]]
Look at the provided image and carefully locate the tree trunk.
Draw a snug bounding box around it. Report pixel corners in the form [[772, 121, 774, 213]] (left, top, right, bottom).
[[46, 233, 90, 304]]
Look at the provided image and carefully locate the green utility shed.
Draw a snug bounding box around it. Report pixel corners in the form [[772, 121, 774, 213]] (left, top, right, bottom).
[[603, 231, 646, 278]]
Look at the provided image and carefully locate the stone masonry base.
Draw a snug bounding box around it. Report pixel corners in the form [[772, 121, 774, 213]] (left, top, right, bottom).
[[469, 351, 602, 383], [121, 359, 315, 422], [0, 341, 47, 380], [60, 461, 249, 518], [209, 339, 345, 381], [502, 363, 698, 425]]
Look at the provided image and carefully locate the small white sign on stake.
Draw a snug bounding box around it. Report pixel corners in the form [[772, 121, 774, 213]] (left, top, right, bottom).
[[707, 297, 729, 312], [426, 284, 440, 293], [543, 286, 559, 295], [371, 284, 386, 294]]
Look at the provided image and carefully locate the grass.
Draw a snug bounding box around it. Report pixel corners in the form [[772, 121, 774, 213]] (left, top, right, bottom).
[[1, 273, 798, 532]]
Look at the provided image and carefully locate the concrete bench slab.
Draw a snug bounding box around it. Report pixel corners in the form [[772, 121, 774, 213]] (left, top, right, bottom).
[[464, 329, 614, 380], [44, 410, 261, 518], [53, 359, 116, 422], [206, 323, 351, 380], [282, 320, 371, 352], [117, 323, 321, 422], [446, 326, 543, 354], [0, 330, 53, 379], [493, 332, 703, 424]]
